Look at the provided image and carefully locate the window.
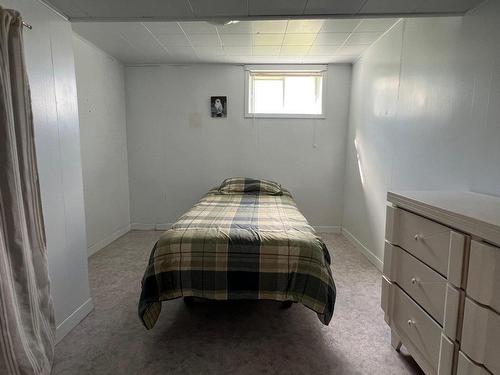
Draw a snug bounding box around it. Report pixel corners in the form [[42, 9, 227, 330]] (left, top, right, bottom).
[[245, 65, 327, 118]]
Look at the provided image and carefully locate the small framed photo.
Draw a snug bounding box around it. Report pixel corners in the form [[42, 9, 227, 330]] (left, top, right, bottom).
[[211, 96, 227, 118]]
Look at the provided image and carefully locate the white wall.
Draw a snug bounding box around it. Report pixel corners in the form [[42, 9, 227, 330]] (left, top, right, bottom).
[[343, 0, 500, 268], [3, 0, 92, 341], [73, 34, 131, 257], [126, 64, 351, 231]]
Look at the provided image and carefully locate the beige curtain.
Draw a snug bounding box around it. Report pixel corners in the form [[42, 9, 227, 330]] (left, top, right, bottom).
[[0, 7, 55, 375]]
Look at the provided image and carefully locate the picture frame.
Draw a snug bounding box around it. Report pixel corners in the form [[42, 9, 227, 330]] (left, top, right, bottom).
[[211, 96, 227, 118]]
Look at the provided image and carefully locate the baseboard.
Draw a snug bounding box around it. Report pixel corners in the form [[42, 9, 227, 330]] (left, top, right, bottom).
[[55, 298, 93, 343], [87, 224, 131, 257], [130, 223, 155, 230], [342, 228, 383, 271], [155, 223, 175, 230], [131, 223, 174, 230], [313, 225, 342, 234]]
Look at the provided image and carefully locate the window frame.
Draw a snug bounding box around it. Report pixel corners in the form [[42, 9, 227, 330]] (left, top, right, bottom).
[[244, 65, 328, 119]]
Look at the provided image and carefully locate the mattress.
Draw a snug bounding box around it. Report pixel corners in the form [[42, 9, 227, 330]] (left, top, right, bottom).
[[138, 187, 336, 328]]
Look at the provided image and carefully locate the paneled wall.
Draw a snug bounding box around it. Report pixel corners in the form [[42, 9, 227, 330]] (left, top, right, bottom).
[[73, 34, 131, 256], [125, 64, 352, 231], [343, 0, 500, 268]]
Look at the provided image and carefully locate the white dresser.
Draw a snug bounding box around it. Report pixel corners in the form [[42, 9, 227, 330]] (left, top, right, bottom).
[[381, 191, 500, 375]]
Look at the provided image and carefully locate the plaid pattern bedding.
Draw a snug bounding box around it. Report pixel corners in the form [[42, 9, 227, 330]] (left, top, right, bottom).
[[138, 188, 336, 328]]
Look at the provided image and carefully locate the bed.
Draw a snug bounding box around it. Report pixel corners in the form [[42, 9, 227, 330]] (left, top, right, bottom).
[[138, 178, 336, 328]]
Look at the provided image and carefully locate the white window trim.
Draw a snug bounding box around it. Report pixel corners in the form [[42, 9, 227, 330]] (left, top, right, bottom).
[[244, 65, 328, 119]]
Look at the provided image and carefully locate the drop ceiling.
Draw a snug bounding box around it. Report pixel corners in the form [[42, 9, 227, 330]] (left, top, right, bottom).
[[66, 0, 485, 65], [73, 19, 400, 65], [45, 0, 485, 21]]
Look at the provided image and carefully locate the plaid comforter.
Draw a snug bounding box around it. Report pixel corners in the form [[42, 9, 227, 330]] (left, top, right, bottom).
[[138, 188, 336, 328]]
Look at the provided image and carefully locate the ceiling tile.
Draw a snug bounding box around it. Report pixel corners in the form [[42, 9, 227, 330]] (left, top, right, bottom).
[[179, 22, 217, 34], [189, 0, 248, 17], [336, 45, 369, 55], [345, 32, 382, 45], [142, 22, 183, 35], [73, 25, 142, 63], [73, 18, 394, 64], [286, 20, 324, 33], [155, 33, 191, 46], [72, 22, 109, 38], [114, 23, 169, 55], [283, 33, 316, 46], [257, 56, 285, 62], [165, 46, 198, 61], [252, 46, 281, 56], [166, 46, 196, 54], [308, 45, 339, 55], [219, 33, 253, 46], [280, 45, 310, 55], [107, 22, 148, 37], [253, 33, 284, 46], [194, 46, 225, 56], [313, 32, 350, 45], [248, 0, 307, 15], [136, 53, 171, 64], [217, 21, 253, 34], [355, 18, 398, 32], [188, 34, 221, 47], [252, 20, 288, 34], [304, 0, 366, 14], [360, 0, 421, 13], [224, 46, 253, 55], [320, 19, 361, 32]]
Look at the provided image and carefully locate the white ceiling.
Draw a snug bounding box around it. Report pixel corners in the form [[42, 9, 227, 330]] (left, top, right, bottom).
[[73, 18, 401, 65], [46, 0, 485, 20]]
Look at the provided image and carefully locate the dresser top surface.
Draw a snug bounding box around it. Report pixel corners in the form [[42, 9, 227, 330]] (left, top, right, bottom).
[[387, 191, 500, 246]]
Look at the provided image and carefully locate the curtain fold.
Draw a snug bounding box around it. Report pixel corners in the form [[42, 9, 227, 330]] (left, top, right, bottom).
[[0, 7, 55, 375]]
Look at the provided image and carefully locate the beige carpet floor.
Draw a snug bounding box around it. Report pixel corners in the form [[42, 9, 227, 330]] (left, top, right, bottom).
[[53, 231, 423, 375]]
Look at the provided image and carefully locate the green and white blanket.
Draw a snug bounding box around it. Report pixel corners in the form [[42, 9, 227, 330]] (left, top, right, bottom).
[[139, 181, 336, 328]]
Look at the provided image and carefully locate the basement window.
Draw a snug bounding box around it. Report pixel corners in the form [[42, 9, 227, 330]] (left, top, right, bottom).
[[245, 65, 327, 119]]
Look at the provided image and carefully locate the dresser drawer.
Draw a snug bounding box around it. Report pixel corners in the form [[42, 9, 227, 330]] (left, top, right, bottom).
[[467, 240, 500, 312], [386, 206, 466, 286], [457, 352, 490, 375], [461, 297, 500, 374], [382, 278, 455, 375], [384, 242, 447, 324]]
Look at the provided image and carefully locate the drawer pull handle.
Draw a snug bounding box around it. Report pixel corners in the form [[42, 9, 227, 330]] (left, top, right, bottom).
[[407, 319, 415, 328], [414, 234, 424, 241], [411, 277, 419, 285]]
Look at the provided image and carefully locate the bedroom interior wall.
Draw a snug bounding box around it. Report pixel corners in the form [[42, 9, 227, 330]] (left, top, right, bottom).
[[2, 0, 92, 341], [72, 34, 131, 257], [342, 0, 500, 270], [125, 64, 352, 231]]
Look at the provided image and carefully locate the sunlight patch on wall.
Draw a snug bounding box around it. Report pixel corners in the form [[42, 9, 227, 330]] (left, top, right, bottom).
[[354, 137, 365, 187]]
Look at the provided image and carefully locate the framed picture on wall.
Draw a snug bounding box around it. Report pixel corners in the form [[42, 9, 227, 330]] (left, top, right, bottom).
[[211, 96, 227, 118]]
